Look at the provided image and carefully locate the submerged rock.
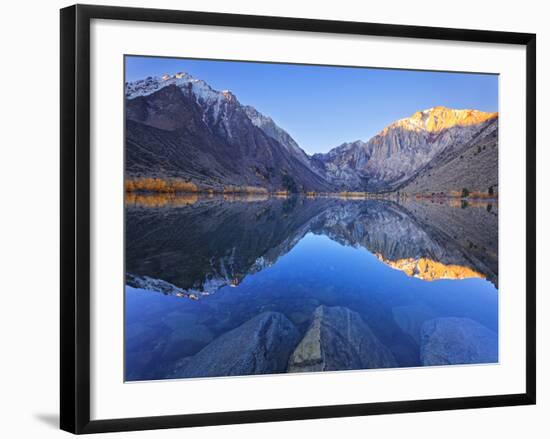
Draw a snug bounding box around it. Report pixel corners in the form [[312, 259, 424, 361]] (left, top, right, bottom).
[[173, 311, 299, 378], [420, 317, 498, 365], [287, 305, 397, 373]]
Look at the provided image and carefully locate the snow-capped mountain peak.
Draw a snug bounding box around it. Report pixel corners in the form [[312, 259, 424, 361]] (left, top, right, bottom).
[[126, 72, 245, 128], [126, 72, 231, 106]]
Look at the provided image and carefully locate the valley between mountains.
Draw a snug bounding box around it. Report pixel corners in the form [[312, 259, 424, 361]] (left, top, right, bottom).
[[125, 72, 498, 198]]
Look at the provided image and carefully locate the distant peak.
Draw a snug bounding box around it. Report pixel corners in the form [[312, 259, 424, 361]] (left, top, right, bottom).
[[396, 106, 498, 133]]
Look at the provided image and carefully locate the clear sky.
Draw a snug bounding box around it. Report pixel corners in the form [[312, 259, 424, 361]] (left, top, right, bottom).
[[126, 56, 498, 155]]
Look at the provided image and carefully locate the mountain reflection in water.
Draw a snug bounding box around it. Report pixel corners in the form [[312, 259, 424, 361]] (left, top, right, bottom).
[[125, 195, 498, 381]]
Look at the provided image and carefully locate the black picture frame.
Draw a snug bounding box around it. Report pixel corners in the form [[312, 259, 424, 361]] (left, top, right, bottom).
[[60, 4, 536, 434]]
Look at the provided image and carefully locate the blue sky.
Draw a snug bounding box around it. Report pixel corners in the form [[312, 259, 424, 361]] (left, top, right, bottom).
[[126, 56, 498, 155]]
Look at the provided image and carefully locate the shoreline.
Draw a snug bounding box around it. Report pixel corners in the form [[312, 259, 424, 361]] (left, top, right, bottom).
[[125, 189, 498, 207], [124, 188, 498, 201], [124, 178, 498, 202]]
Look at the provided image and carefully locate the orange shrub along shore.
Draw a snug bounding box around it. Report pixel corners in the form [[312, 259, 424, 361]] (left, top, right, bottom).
[[125, 178, 199, 193], [125, 178, 271, 195]]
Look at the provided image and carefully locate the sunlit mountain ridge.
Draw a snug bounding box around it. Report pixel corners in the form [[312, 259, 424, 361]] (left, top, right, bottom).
[[392, 106, 498, 133]]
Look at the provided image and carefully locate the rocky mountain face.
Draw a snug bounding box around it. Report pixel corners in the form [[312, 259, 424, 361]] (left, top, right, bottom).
[[126, 73, 331, 192], [126, 72, 498, 195], [314, 107, 498, 192], [398, 117, 498, 195], [242, 105, 311, 167]]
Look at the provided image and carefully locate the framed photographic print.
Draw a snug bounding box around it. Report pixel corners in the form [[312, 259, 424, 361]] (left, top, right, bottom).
[[60, 4, 536, 434]]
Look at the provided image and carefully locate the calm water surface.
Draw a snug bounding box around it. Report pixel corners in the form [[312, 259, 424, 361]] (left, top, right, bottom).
[[125, 195, 498, 381]]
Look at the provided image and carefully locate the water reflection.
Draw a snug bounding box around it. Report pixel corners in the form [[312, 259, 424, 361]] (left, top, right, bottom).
[[125, 196, 498, 381]]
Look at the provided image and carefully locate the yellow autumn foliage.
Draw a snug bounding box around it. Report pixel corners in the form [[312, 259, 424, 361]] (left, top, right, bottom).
[[125, 178, 199, 193]]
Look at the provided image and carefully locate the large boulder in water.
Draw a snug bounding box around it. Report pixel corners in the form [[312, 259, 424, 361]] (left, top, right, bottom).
[[420, 317, 498, 366], [288, 305, 397, 373], [173, 311, 299, 378]]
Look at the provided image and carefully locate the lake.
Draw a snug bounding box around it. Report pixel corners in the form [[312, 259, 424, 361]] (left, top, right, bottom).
[[125, 194, 498, 381]]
